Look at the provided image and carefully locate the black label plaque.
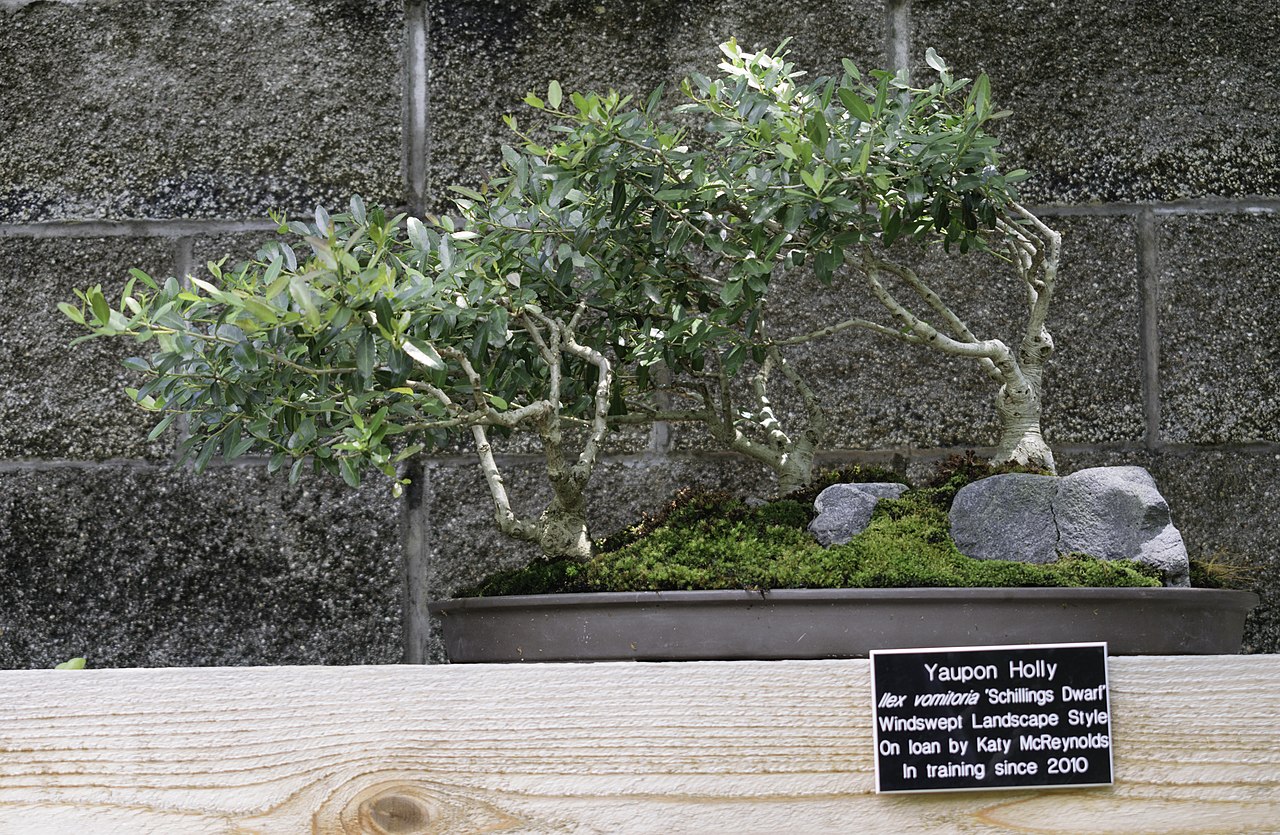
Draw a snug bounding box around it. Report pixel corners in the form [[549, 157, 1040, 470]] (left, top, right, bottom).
[[871, 643, 1112, 793]]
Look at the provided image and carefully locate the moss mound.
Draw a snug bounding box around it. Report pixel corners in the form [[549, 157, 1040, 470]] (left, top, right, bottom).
[[462, 478, 1163, 597]]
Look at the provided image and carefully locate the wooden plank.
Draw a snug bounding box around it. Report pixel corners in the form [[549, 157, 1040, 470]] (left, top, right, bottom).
[[0, 657, 1276, 833]]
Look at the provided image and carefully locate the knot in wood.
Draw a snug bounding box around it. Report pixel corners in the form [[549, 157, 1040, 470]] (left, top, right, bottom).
[[361, 791, 432, 833]]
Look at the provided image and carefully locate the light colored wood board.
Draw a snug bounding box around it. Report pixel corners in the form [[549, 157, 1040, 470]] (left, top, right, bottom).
[[0, 657, 1275, 834]]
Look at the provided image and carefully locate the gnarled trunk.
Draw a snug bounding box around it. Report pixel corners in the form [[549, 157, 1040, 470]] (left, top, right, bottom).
[[537, 474, 593, 561], [992, 381, 1055, 473]]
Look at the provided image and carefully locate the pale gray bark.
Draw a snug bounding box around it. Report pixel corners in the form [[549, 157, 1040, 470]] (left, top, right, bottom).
[[857, 204, 1061, 474], [403, 305, 611, 562]]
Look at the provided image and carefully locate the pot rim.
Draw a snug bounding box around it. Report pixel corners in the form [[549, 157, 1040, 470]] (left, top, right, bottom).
[[428, 585, 1260, 613]]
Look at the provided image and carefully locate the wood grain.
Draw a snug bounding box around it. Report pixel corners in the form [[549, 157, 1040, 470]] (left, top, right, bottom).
[[0, 657, 1276, 833]]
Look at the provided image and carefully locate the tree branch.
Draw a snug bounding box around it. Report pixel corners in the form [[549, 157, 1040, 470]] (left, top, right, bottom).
[[750, 351, 792, 450], [861, 249, 1020, 382], [470, 423, 542, 545]]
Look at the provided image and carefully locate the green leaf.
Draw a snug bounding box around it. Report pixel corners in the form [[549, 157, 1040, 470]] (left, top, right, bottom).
[[610, 181, 627, 220], [339, 457, 361, 488], [721, 343, 748, 376], [807, 112, 829, 148], [650, 208, 668, 242], [128, 267, 155, 289], [547, 79, 562, 109], [841, 58, 861, 80], [837, 88, 872, 122], [925, 47, 948, 74], [906, 176, 926, 209], [645, 84, 665, 114], [54, 657, 86, 670], [856, 140, 872, 174], [720, 279, 743, 304], [449, 184, 485, 201], [57, 302, 85, 325], [549, 174, 574, 207], [88, 288, 110, 326], [262, 252, 284, 291], [800, 167, 825, 195], [229, 435, 256, 460], [970, 73, 991, 118], [356, 329, 375, 380], [882, 210, 903, 245], [288, 275, 321, 327], [403, 337, 444, 371], [146, 414, 176, 442], [500, 144, 524, 172]]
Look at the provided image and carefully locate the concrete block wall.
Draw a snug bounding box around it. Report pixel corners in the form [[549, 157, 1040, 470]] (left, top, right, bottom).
[[1, 0, 1275, 667]]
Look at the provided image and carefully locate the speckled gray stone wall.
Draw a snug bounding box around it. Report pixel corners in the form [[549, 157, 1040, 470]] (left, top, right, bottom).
[[0, 236, 173, 461], [912, 0, 1280, 204], [0, 0, 404, 221], [1157, 214, 1280, 445], [0, 0, 410, 668], [0, 465, 402, 668], [1, 0, 1277, 666]]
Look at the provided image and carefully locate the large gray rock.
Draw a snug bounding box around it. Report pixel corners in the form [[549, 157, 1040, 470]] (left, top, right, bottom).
[[948, 467, 1191, 586], [808, 482, 908, 546], [949, 474, 1061, 564], [1056, 467, 1189, 586]]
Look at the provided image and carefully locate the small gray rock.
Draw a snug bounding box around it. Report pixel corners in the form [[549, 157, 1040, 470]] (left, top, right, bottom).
[[949, 473, 1060, 564], [808, 482, 908, 546]]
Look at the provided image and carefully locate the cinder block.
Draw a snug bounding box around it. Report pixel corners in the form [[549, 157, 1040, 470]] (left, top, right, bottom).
[[0, 236, 175, 461], [913, 0, 1280, 203], [1158, 214, 1280, 445], [0, 464, 403, 669], [0, 0, 404, 221], [428, 0, 885, 207]]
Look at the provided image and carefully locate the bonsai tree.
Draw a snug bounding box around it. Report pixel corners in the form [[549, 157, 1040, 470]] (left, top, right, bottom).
[[487, 39, 1061, 483], [65, 40, 1062, 563], [64, 202, 622, 561]]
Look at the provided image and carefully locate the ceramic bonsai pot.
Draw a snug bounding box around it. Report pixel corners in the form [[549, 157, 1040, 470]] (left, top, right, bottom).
[[428, 587, 1260, 663]]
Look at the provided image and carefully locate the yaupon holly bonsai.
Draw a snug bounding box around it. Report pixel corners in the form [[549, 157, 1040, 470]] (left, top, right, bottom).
[[65, 40, 1061, 562]]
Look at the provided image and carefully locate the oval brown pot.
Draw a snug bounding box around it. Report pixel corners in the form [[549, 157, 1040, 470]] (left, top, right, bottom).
[[428, 587, 1260, 663]]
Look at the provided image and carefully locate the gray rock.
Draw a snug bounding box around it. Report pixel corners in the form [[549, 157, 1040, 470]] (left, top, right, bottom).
[[949, 467, 1191, 586], [1056, 466, 1190, 586], [949, 474, 1061, 564], [808, 482, 908, 546]]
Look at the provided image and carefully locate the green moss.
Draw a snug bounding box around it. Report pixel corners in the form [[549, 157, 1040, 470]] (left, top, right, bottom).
[[462, 480, 1163, 597]]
